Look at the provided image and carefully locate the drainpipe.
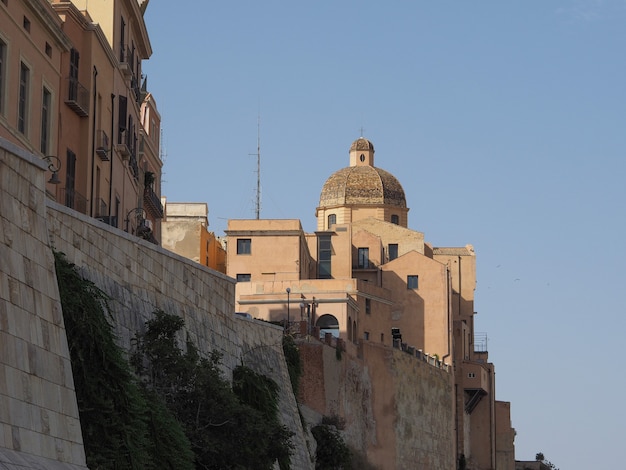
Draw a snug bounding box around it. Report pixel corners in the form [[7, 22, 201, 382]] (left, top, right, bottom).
[[442, 265, 452, 364], [108, 93, 115, 220], [89, 66, 98, 216]]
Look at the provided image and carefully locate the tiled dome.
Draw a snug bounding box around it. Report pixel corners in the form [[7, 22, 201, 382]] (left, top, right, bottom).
[[319, 165, 406, 208]]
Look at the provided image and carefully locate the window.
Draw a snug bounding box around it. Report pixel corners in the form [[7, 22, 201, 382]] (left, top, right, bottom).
[[23, 16, 30, 32], [388, 243, 398, 261], [45, 42, 52, 58], [327, 213, 336, 228], [69, 48, 79, 101], [65, 149, 76, 208], [380, 333, 384, 343], [318, 234, 332, 279], [407, 275, 419, 289], [0, 39, 6, 115], [468, 372, 476, 378], [357, 247, 369, 269], [236, 274, 251, 282], [391, 214, 399, 225], [119, 17, 126, 61], [236, 238, 251, 254], [365, 298, 371, 314], [18, 62, 30, 134], [118, 95, 127, 143], [40, 87, 51, 154], [364, 331, 370, 341]]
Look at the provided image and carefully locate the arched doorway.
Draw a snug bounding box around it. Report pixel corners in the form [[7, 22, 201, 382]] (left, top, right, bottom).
[[316, 314, 339, 339]]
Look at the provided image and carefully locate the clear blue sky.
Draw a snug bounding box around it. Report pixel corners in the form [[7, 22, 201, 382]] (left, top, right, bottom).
[[143, 2, 626, 468]]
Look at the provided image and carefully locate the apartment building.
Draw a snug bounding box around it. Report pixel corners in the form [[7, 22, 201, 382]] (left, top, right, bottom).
[[0, 0, 163, 242]]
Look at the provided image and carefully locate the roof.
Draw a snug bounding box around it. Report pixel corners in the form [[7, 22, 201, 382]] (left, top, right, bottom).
[[319, 165, 406, 208]]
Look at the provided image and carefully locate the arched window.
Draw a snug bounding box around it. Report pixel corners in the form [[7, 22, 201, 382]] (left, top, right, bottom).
[[317, 314, 340, 339], [328, 214, 336, 228], [391, 214, 399, 225]]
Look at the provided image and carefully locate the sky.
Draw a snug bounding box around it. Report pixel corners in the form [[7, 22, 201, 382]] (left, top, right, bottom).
[[142, 2, 626, 468]]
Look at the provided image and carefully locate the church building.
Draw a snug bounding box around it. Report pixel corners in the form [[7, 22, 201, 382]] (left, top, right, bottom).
[[225, 137, 515, 469]]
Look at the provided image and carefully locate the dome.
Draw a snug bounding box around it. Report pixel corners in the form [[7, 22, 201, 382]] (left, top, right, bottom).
[[319, 165, 407, 208], [350, 138, 375, 152]]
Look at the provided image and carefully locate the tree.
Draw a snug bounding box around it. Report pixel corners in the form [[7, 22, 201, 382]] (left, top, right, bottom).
[[132, 310, 293, 469]]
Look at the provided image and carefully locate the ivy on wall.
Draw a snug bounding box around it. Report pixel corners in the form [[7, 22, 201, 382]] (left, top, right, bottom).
[[54, 251, 193, 469], [131, 309, 294, 469], [55, 253, 292, 469]]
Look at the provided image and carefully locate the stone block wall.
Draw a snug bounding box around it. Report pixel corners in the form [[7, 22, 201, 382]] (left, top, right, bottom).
[[298, 339, 455, 470], [0, 138, 88, 469], [1, 137, 312, 469], [46, 203, 313, 469]]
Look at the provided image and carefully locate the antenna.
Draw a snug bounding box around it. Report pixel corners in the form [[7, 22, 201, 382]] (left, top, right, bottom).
[[249, 115, 261, 219]]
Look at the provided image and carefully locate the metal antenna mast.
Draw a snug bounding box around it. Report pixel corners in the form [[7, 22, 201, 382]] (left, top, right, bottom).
[[249, 115, 261, 219]]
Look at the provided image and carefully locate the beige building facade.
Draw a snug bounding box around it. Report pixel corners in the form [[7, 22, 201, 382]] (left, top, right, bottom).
[[161, 199, 227, 273], [226, 137, 516, 469], [1, 0, 163, 244]]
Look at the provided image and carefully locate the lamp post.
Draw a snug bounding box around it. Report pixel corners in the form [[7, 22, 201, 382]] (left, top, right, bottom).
[[43, 155, 62, 184], [286, 288, 291, 334], [125, 207, 145, 233]]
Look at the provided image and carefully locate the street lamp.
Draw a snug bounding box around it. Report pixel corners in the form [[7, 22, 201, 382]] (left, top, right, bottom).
[[286, 288, 291, 334], [125, 207, 146, 232], [43, 155, 62, 184]]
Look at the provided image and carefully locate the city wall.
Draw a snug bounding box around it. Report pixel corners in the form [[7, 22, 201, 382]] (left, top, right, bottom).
[[0, 138, 313, 469], [298, 338, 455, 470]]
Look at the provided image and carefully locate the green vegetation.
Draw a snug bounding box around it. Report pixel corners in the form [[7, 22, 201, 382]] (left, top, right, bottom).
[[132, 309, 293, 469], [55, 253, 293, 469], [536, 452, 560, 470], [54, 251, 193, 469], [311, 423, 351, 470], [282, 334, 302, 396]]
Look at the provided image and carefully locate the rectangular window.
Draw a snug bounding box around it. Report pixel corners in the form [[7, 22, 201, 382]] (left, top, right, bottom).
[[236, 274, 251, 282], [69, 48, 79, 101], [318, 235, 332, 279], [236, 238, 251, 255], [380, 333, 384, 343], [365, 298, 371, 314], [327, 214, 336, 228], [23, 16, 30, 32], [0, 39, 6, 115], [65, 149, 76, 208], [364, 331, 370, 341], [357, 247, 369, 268], [388, 243, 398, 261], [407, 275, 419, 290], [18, 62, 30, 134], [120, 17, 126, 61], [45, 42, 52, 58], [40, 87, 51, 154], [118, 95, 127, 143]]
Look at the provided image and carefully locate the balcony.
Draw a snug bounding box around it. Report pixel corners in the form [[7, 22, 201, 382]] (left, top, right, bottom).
[[95, 198, 108, 219], [143, 186, 164, 219], [463, 362, 490, 414], [64, 77, 89, 117], [119, 45, 133, 78], [59, 187, 88, 215], [96, 130, 110, 161]]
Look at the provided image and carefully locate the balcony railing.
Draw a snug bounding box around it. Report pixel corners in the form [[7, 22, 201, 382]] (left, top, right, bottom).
[[95, 198, 108, 218], [143, 186, 164, 219], [59, 187, 88, 215], [119, 45, 133, 77], [96, 130, 110, 161], [65, 77, 89, 117]]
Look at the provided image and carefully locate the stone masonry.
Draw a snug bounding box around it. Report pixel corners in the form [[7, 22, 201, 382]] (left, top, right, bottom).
[[1, 138, 313, 469], [0, 138, 88, 469]]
